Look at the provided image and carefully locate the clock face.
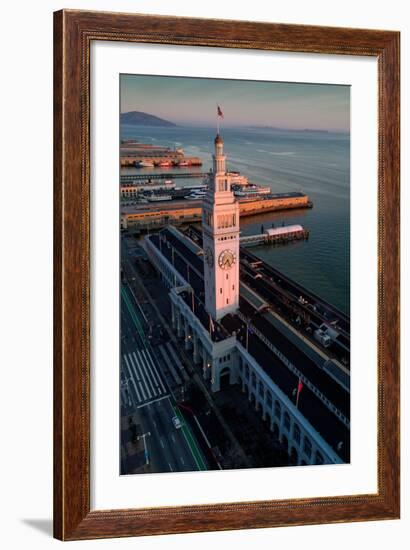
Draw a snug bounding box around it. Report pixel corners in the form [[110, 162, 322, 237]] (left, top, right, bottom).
[[218, 249, 236, 270], [205, 247, 214, 267]]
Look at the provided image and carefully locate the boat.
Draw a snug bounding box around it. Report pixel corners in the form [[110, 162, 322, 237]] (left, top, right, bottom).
[[185, 191, 207, 200], [158, 160, 172, 167], [176, 160, 190, 167], [131, 179, 175, 192], [233, 184, 271, 197], [135, 160, 154, 168], [147, 194, 172, 202], [185, 184, 207, 191]]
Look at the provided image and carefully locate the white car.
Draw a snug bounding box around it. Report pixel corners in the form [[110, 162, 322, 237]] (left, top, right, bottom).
[[172, 416, 182, 429]]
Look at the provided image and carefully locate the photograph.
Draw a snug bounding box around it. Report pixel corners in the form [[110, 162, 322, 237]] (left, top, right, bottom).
[[119, 74, 351, 475]]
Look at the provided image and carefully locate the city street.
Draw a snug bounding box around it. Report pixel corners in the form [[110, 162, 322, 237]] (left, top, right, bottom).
[[120, 278, 207, 474]]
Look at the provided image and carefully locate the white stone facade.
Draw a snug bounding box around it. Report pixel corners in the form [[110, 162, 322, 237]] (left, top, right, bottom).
[[202, 134, 240, 321]]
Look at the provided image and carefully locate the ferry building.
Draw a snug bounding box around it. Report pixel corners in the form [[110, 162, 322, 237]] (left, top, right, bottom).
[[145, 132, 350, 467]]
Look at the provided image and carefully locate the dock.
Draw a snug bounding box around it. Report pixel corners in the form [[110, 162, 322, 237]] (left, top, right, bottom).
[[120, 141, 202, 168], [240, 224, 309, 246], [121, 193, 312, 231], [121, 172, 207, 183]]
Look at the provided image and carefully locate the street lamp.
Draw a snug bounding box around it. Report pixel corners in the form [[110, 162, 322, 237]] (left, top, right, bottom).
[[136, 431, 151, 466]]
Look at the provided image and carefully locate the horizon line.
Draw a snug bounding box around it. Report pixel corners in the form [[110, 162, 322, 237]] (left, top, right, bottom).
[[120, 120, 350, 134]]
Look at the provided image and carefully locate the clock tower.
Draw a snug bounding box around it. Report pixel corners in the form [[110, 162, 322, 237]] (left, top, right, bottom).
[[202, 133, 240, 321]]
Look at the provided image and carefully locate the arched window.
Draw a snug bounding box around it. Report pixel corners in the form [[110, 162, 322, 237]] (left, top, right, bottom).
[[283, 411, 290, 431], [293, 424, 301, 445], [303, 437, 312, 459]]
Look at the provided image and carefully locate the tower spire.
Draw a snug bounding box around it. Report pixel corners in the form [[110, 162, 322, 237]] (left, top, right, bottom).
[[213, 133, 226, 176], [202, 116, 239, 322]]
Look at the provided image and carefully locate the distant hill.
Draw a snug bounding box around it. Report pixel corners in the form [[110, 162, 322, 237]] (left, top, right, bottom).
[[247, 125, 329, 133], [120, 111, 177, 127]]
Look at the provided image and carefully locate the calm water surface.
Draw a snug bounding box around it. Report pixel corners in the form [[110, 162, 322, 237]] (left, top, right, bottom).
[[121, 125, 350, 315]]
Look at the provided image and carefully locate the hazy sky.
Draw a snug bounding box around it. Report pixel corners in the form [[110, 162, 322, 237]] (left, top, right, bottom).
[[120, 74, 350, 132]]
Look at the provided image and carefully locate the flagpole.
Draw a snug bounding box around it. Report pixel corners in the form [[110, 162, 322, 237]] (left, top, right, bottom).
[[295, 378, 303, 409]]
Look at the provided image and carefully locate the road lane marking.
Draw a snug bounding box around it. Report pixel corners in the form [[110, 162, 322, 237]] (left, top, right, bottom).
[[138, 349, 160, 396], [123, 355, 142, 403], [135, 349, 156, 398], [168, 462, 174, 472], [180, 457, 185, 465], [140, 348, 162, 393], [132, 351, 151, 400], [126, 353, 147, 402], [160, 439, 165, 448], [169, 401, 207, 471], [144, 348, 167, 394], [137, 394, 169, 409]]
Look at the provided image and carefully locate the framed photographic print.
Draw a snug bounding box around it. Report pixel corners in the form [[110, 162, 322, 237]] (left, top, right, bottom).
[[53, 9, 400, 540]]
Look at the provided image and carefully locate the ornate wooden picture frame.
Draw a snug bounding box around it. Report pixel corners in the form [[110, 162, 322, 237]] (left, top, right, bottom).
[[54, 9, 400, 540]]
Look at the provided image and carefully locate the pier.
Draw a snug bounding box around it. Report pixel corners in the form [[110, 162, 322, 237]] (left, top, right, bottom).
[[120, 172, 207, 183], [240, 225, 309, 247], [121, 193, 312, 231], [120, 140, 202, 167]]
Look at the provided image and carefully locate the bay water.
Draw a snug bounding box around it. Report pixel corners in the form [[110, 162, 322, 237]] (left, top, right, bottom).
[[121, 124, 350, 315]]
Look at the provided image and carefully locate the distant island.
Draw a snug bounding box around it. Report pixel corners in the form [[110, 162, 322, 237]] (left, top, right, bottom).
[[120, 111, 177, 127]]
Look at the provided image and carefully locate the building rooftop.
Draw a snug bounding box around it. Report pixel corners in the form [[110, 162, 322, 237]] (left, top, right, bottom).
[[265, 224, 304, 237], [147, 227, 350, 461]]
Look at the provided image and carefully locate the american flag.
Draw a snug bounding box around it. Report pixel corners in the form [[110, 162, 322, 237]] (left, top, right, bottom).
[[217, 105, 224, 118], [209, 314, 215, 333]]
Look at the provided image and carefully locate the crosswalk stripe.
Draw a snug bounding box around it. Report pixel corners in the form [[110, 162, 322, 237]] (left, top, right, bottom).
[[122, 344, 170, 407], [136, 349, 158, 397], [126, 353, 147, 402], [123, 354, 143, 402], [140, 350, 159, 394], [143, 348, 167, 394], [141, 349, 163, 394], [133, 351, 153, 400], [131, 351, 151, 401]]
